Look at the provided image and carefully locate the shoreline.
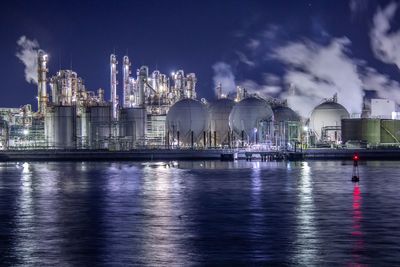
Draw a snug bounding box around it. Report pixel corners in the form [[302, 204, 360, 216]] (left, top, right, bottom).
[[2, 148, 400, 161]]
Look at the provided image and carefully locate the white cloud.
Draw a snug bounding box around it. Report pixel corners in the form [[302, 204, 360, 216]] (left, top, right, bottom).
[[16, 36, 44, 85], [370, 2, 400, 69], [350, 0, 369, 17], [246, 39, 260, 50], [238, 79, 281, 95], [212, 62, 236, 95], [235, 51, 255, 67], [263, 73, 281, 85], [274, 37, 364, 117], [361, 67, 400, 100]]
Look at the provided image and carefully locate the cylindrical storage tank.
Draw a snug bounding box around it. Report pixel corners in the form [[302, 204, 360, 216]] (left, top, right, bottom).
[[88, 105, 112, 149], [120, 108, 147, 148], [166, 98, 207, 146], [229, 97, 274, 144], [380, 119, 400, 144], [341, 118, 381, 145], [76, 108, 90, 149], [208, 98, 235, 146], [273, 106, 301, 148], [45, 106, 76, 149], [309, 101, 350, 142]]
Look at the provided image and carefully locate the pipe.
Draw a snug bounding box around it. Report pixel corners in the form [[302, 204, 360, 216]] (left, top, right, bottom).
[[177, 131, 180, 148], [241, 130, 244, 148], [191, 130, 194, 149], [214, 131, 216, 147]]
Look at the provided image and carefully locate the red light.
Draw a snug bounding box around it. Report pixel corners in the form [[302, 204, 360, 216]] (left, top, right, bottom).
[[353, 154, 359, 161]]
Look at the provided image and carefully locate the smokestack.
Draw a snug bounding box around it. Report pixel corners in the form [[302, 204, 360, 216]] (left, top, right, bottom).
[[110, 54, 118, 119], [37, 50, 48, 114]]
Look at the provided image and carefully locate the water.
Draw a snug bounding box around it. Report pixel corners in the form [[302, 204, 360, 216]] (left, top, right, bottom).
[[0, 160, 399, 265]]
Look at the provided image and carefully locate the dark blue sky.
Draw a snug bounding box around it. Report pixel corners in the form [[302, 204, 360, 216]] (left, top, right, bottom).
[[1, 0, 399, 114]]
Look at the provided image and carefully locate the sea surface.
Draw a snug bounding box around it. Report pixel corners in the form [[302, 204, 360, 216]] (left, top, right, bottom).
[[0, 160, 399, 266]]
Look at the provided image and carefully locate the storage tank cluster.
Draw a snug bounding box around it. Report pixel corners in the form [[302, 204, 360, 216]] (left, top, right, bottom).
[[165, 91, 302, 149], [2, 50, 400, 151]]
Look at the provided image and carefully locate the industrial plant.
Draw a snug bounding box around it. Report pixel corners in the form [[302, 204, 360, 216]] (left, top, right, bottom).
[[0, 51, 400, 152]]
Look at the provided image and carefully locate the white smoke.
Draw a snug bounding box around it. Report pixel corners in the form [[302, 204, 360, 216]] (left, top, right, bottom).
[[212, 62, 236, 95], [370, 2, 400, 69], [361, 67, 400, 100], [16, 36, 42, 85], [349, 0, 369, 18], [273, 37, 364, 117]]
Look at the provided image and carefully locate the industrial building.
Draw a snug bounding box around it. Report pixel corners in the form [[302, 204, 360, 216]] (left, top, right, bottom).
[[0, 50, 399, 151]]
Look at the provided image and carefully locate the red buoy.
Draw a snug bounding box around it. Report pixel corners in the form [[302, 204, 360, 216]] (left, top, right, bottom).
[[352, 152, 360, 182]]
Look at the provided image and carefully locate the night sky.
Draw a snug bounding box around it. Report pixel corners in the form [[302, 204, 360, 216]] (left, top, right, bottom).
[[1, 0, 400, 116]]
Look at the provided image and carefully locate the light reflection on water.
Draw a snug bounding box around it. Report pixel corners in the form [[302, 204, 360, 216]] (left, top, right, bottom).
[[0, 160, 399, 265]]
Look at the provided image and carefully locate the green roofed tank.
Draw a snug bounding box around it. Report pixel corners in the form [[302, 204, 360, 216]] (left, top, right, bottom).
[[380, 120, 400, 144], [341, 118, 381, 145]]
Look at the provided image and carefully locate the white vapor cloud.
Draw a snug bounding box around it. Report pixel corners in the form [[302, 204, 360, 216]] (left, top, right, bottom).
[[370, 2, 400, 69], [361, 67, 400, 100], [238, 79, 281, 95], [274, 37, 364, 117], [350, 0, 369, 17], [212, 62, 236, 95], [16, 36, 43, 85], [246, 39, 260, 50], [235, 51, 256, 67]]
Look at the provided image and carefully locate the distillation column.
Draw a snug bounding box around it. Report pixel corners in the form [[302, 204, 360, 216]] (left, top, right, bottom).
[[122, 56, 131, 108], [37, 50, 48, 114], [110, 54, 118, 120]]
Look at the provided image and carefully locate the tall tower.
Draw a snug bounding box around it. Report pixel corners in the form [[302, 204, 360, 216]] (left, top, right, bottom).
[[137, 66, 148, 107], [110, 54, 118, 119], [37, 50, 48, 114], [122, 56, 131, 108]]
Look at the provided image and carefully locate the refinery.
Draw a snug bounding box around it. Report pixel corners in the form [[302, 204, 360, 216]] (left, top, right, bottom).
[[1, 51, 400, 156]]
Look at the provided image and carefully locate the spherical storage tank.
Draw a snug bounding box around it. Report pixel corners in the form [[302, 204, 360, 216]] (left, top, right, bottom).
[[309, 101, 350, 142], [166, 98, 207, 146], [208, 98, 235, 146], [272, 106, 300, 122], [229, 97, 274, 144]]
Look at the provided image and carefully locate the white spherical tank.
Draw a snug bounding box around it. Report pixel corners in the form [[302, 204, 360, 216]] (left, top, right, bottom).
[[208, 98, 235, 146], [166, 99, 207, 146], [309, 101, 350, 142], [229, 97, 274, 144]]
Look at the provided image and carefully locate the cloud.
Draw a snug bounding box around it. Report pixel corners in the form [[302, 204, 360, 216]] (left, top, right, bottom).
[[370, 2, 400, 69], [361, 67, 400, 100], [273, 37, 364, 117], [16, 36, 44, 85], [238, 79, 281, 95], [246, 39, 260, 50], [263, 73, 281, 85], [350, 0, 369, 18], [235, 51, 256, 67], [212, 62, 236, 95]]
